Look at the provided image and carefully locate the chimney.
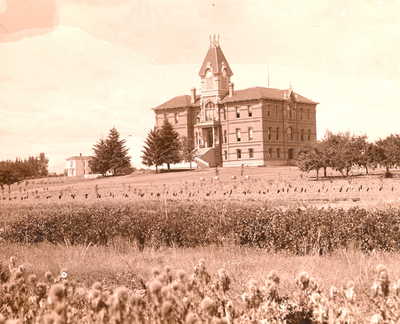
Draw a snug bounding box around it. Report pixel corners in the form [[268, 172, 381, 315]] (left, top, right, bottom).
[[190, 87, 197, 104], [80, 153, 82, 157], [228, 83, 234, 98]]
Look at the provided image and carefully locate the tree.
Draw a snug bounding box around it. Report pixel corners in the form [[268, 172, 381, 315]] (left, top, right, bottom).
[[90, 127, 132, 176], [375, 134, 400, 176], [141, 128, 163, 173], [297, 141, 325, 180], [0, 160, 23, 193], [180, 136, 199, 171], [159, 119, 182, 171]]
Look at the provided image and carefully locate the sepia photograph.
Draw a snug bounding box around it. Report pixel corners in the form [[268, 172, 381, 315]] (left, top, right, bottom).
[[0, 0, 400, 322]]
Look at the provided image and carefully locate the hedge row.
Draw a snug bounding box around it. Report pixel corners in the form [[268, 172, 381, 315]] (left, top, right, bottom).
[[1, 201, 399, 254]]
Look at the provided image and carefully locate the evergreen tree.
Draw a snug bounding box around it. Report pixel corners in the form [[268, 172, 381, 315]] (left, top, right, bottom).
[[159, 119, 182, 171], [90, 127, 132, 176], [141, 128, 163, 173]]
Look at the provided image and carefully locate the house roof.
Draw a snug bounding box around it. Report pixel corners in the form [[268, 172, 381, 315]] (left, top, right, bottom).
[[66, 156, 92, 161], [153, 95, 200, 110], [220, 86, 318, 104], [198, 45, 233, 76]]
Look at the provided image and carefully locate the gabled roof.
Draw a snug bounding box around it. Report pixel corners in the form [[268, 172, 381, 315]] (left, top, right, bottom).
[[198, 45, 233, 76], [153, 95, 200, 110], [220, 86, 318, 104], [66, 156, 92, 161]]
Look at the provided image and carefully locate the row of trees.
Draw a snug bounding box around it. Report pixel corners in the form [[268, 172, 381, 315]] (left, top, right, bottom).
[[141, 120, 197, 172], [0, 153, 49, 191], [297, 131, 400, 179]]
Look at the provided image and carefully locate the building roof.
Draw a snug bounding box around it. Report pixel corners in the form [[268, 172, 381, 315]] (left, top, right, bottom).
[[66, 156, 92, 161], [153, 95, 200, 110], [198, 45, 233, 76], [220, 86, 318, 104]]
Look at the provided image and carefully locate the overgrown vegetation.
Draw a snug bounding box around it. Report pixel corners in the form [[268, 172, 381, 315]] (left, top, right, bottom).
[[2, 201, 400, 254]]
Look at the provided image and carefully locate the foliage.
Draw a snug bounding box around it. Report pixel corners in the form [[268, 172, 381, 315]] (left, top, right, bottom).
[[141, 128, 164, 173], [90, 127, 132, 175], [3, 201, 400, 254], [158, 119, 182, 171], [180, 136, 199, 171], [375, 134, 400, 177], [0, 153, 49, 191], [0, 254, 399, 323], [297, 141, 325, 180]]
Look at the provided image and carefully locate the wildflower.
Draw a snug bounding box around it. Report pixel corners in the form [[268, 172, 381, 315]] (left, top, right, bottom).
[[149, 280, 163, 294], [186, 312, 199, 324], [376, 264, 386, 274], [152, 267, 160, 277], [345, 281, 356, 304], [172, 281, 179, 291], [311, 292, 321, 305], [296, 271, 309, 290], [28, 274, 37, 283], [45, 271, 52, 281], [161, 300, 173, 317], [265, 279, 278, 301], [115, 286, 129, 307], [267, 270, 280, 285], [201, 296, 214, 314], [177, 270, 186, 281], [249, 279, 258, 294], [92, 282, 102, 290], [330, 286, 339, 299], [309, 277, 318, 291], [18, 265, 26, 273], [48, 284, 64, 305], [61, 271, 67, 279], [164, 265, 171, 274]]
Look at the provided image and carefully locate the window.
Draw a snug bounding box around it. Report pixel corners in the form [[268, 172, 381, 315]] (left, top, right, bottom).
[[268, 127, 271, 141], [237, 149, 242, 159], [288, 149, 294, 160], [276, 127, 279, 141], [175, 113, 179, 124], [223, 108, 226, 120], [236, 129, 241, 142], [300, 108, 303, 119], [308, 129, 311, 141], [268, 148, 272, 158], [287, 105, 292, 118], [277, 148, 280, 158], [249, 148, 254, 159], [196, 111, 200, 123], [307, 109, 310, 119], [287, 127, 292, 141], [224, 150, 228, 160], [267, 105, 270, 117], [248, 106, 253, 117], [301, 129, 304, 142], [205, 102, 215, 121], [70, 161, 73, 167], [224, 130, 227, 143], [248, 128, 253, 141], [205, 69, 213, 90], [275, 105, 278, 117], [164, 113, 167, 121], [236, 107, 240, 118]]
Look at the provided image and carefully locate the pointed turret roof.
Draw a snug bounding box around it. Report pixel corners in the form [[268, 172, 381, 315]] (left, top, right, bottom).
[[198, 35, 233, 76]]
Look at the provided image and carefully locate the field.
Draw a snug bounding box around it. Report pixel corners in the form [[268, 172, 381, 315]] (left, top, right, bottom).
[[2, 166, 400, 323]]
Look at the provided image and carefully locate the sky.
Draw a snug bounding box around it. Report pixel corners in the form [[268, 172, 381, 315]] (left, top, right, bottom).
[[0, 0, 399, 172]]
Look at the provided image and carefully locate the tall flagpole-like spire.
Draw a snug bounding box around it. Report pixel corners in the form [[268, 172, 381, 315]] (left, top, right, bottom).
[[213, 4, 216, 36]]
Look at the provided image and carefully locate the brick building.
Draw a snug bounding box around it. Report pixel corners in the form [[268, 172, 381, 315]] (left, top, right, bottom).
[[152, 36, 318, 167]]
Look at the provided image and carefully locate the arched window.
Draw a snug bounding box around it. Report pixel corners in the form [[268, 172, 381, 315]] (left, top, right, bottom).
[[267, 105, 270, 117], [249, 148, 254, 159], [277, 148, 280, 158], [236, 129, 241, 142], [268, 127, 271, 141], [307, 109, 310, 119], [236, 107, 240, 118], [287, 127, 292, 141], [205, 69, 213, 90], [237, 149, 242, 159], [221, 68, 228, 89], [248, 127, 253, 141], [268, 148, 272, 158], [223, 130, 227, 143], [300, 108, 303, 120], [205, 101, 215, 121], [276, 127, 279, 141], [248, 105, 253, 117], [301, 129, 304, 142], [224, 150, 228, 160], [275, 105, 278, 117]]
